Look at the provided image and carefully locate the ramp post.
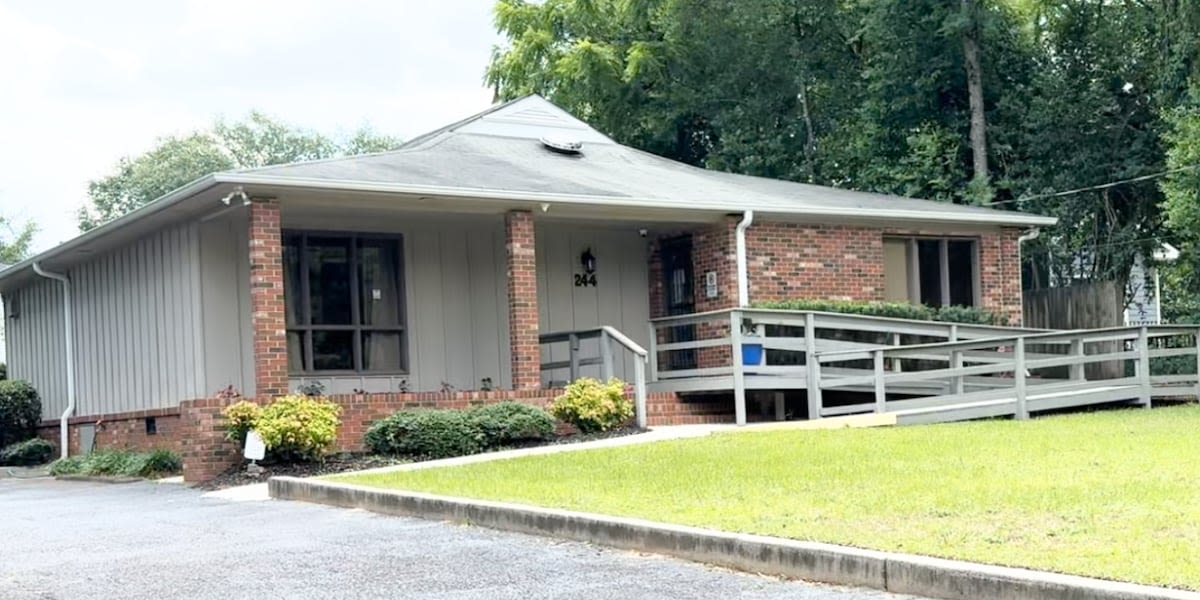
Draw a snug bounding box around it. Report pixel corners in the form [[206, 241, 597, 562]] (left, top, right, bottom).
[[805, 312, 822, 420], [1137, 326, 1152, 408], [1014, 337, 1028, 420], [731, 310, 747, 426]]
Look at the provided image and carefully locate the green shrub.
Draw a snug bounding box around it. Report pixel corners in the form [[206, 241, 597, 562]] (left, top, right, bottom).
[[0, 380, 41, 447], [0, 362, 7, 380], [221, 400, 263, 444], [254, 395, 342, 462], [549, 378, 634, 434], [365, 410, 484, 459], [754, 299, 1006, 326], [48, 449, 182, 478], [0, 438, 55, 466], [468, 402, 555, 447]]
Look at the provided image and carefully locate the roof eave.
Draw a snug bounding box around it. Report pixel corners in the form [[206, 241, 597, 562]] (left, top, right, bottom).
[[0, 174, 221, 287], [222, 173, 1059, 228]]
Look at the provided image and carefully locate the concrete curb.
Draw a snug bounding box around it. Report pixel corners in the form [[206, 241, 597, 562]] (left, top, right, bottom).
[[55, 475, 142, 484], [269, 476, 1200, 600]]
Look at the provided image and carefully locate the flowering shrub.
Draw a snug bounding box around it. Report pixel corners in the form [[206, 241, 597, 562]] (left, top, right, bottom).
[[222, 395, 342, 462], [548, 378, 633, 434]]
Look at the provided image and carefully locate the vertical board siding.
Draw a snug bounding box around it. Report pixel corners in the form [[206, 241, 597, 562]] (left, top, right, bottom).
[[6, 223, 206, 420], [199, 211, 253, 395], [536, 225, 651, 385]]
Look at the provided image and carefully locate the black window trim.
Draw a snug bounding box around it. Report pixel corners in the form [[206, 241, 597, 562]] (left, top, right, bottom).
[[285, 230, 409, 376], [885, 235, 981, 308]]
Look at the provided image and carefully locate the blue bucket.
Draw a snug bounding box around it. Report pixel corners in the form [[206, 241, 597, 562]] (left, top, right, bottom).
[[741, 343, 764, 366]]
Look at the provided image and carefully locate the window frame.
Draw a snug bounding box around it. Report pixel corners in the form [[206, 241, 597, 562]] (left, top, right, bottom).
[[887, 236, 982, 308], [284, 230, 409, 376]]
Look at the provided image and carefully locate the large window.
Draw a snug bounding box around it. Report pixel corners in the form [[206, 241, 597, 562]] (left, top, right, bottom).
[[284, 232, 406, 374], [883, 237, 978, 307]]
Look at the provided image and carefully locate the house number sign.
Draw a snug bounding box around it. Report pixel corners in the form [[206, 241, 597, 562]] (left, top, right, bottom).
[[573, 273, 598, 287]]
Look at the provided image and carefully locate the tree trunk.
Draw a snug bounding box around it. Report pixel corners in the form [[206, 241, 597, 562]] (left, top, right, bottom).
[[961, 0, 989, 186], [798, 83, 816, 182]]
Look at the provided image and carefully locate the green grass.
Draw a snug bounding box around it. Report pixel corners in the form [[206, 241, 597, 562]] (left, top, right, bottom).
[[339, 405, 1200, 590]]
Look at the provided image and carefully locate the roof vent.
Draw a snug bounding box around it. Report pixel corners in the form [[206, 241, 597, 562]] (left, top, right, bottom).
[[540, 134, 583, 155]]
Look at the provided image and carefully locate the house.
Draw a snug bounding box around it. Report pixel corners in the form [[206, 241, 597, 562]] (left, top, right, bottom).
[[0, 96, 1055, 480]]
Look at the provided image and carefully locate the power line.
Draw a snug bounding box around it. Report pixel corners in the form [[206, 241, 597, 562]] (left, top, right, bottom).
[[984, 164, 1200, 207]]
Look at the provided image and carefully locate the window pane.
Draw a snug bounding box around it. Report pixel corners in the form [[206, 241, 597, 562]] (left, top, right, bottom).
[[312, 330, 354, 371], [359, 238, 402, 326], [917, 240, 942, 307], [284, 236, 303, 326], [362, 332, 403, 371], [287, 331, 307, 372], [948, 241, 976, 306], [307, 237, 353, 325]]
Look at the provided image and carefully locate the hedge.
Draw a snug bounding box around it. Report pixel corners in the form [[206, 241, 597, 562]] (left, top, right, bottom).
[[753, 299, 1007, 326]]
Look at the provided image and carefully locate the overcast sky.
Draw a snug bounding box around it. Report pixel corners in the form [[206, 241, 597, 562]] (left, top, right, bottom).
[[0, 0, 500, 254]]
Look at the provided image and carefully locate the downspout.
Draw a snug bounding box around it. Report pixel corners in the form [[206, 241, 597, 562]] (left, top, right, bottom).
[[1016, 228, 1040, 328], [32, 262, 75, 460], [735, 211, 754, 307]]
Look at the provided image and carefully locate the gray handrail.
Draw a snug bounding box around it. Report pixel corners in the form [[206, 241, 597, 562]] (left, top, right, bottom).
[[538, 326, 649, 428]]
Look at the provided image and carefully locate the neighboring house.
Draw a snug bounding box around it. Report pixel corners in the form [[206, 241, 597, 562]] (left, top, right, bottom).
[[1125, 244, 1179, 326], [0, 95, 1055, 480]]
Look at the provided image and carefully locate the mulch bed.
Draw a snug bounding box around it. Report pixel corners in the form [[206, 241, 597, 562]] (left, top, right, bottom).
[[199, 426, 645, 490]]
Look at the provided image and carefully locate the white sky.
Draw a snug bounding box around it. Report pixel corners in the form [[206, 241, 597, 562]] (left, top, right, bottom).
[[0, 0, 500, 254]]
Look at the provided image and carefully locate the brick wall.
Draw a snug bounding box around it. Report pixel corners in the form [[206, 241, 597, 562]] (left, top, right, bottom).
[[746, 223, 885, 303], [978, 228, 1024, 326], [37, 409, 183, 457], [648, 221, 1024, 326], [249, 200, 288, 397], [506, 210, 541, 390]]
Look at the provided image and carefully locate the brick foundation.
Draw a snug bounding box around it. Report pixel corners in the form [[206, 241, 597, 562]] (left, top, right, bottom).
[[37, 408, 183, 457], [506, 210, 541, 390]]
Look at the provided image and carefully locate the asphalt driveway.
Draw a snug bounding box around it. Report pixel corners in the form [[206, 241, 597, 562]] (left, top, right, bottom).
[[0, 479, 924, 599]]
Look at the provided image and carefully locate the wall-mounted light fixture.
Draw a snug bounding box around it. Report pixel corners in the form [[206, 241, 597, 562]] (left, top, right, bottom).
[[581, 248, 596, 274]]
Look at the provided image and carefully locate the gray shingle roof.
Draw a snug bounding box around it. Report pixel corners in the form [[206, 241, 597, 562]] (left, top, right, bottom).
[[232, 95, 1054, 226]]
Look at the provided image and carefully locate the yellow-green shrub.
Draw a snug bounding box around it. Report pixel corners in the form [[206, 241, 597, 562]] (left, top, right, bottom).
[[222, 400, 263, 444], [255, 395, 342, 461], [549, 378, 633, 434]]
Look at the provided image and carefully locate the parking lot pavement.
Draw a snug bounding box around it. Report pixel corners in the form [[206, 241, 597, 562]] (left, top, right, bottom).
[[0, 479, 925, 600]]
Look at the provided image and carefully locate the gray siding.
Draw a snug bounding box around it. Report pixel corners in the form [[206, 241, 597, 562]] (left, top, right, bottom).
[[285, 213, 651, 394], [537, 225, 651, 386], [199, 210, 255, 395], [6, 223, 207, 420]]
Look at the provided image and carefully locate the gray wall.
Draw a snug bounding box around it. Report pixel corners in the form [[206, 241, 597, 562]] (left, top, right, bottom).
[[6, 223, 209, 420], [286, 212, 651, 394], [199, 210, 255, 395]]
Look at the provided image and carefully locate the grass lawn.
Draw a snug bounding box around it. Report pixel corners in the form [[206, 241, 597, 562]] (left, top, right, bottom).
[[338, 405, 1200, 590]]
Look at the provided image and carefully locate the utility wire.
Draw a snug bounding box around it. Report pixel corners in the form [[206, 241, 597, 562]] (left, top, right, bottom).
[[985, 164, 1200, 207]]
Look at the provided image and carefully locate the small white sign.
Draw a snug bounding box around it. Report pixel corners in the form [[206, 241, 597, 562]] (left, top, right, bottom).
[[372, 288, 382, 301], [705, 271, 718, 298], [243, 429, 266, 461]]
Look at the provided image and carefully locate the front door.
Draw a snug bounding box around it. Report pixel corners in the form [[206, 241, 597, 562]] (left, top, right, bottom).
[[660, 236, 697, 370]]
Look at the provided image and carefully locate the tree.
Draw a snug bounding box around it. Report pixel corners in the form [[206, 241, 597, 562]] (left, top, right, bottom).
[[79, 113, 402, 231], [0, 215, 36, 265]]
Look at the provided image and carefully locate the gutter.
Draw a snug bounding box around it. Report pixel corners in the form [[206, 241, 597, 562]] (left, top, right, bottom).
[[32, 262, 75, 460], [735, 211, 754, 307]]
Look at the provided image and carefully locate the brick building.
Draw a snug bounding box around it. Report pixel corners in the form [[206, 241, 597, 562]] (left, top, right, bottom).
[[0, 96, 1054, 481]]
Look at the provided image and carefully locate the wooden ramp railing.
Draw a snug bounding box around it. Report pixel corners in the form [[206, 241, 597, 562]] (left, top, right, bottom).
[[815, 325, 1200, 424], [539, 326, 649, 428]]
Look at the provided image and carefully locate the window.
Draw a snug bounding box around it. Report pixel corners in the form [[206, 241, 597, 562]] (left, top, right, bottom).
[[882, 237, 978, 307], [284, 232, 406, 374]]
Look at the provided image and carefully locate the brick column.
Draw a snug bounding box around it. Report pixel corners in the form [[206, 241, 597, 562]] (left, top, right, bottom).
[[979, 227, 1024, 326], [249, 200, 288, 398], [506, 211, 541, 390]]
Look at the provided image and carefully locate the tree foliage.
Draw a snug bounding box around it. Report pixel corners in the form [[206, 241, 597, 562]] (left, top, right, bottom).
[[0, 215, 36, 265], [487, 0, 1200, 302], [79, 113, 402, 231]]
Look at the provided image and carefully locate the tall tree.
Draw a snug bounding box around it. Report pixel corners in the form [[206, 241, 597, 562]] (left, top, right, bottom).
[[0, 215, 36, 264], [79, 113, 401, 231], [959, 0, 991, 201]]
